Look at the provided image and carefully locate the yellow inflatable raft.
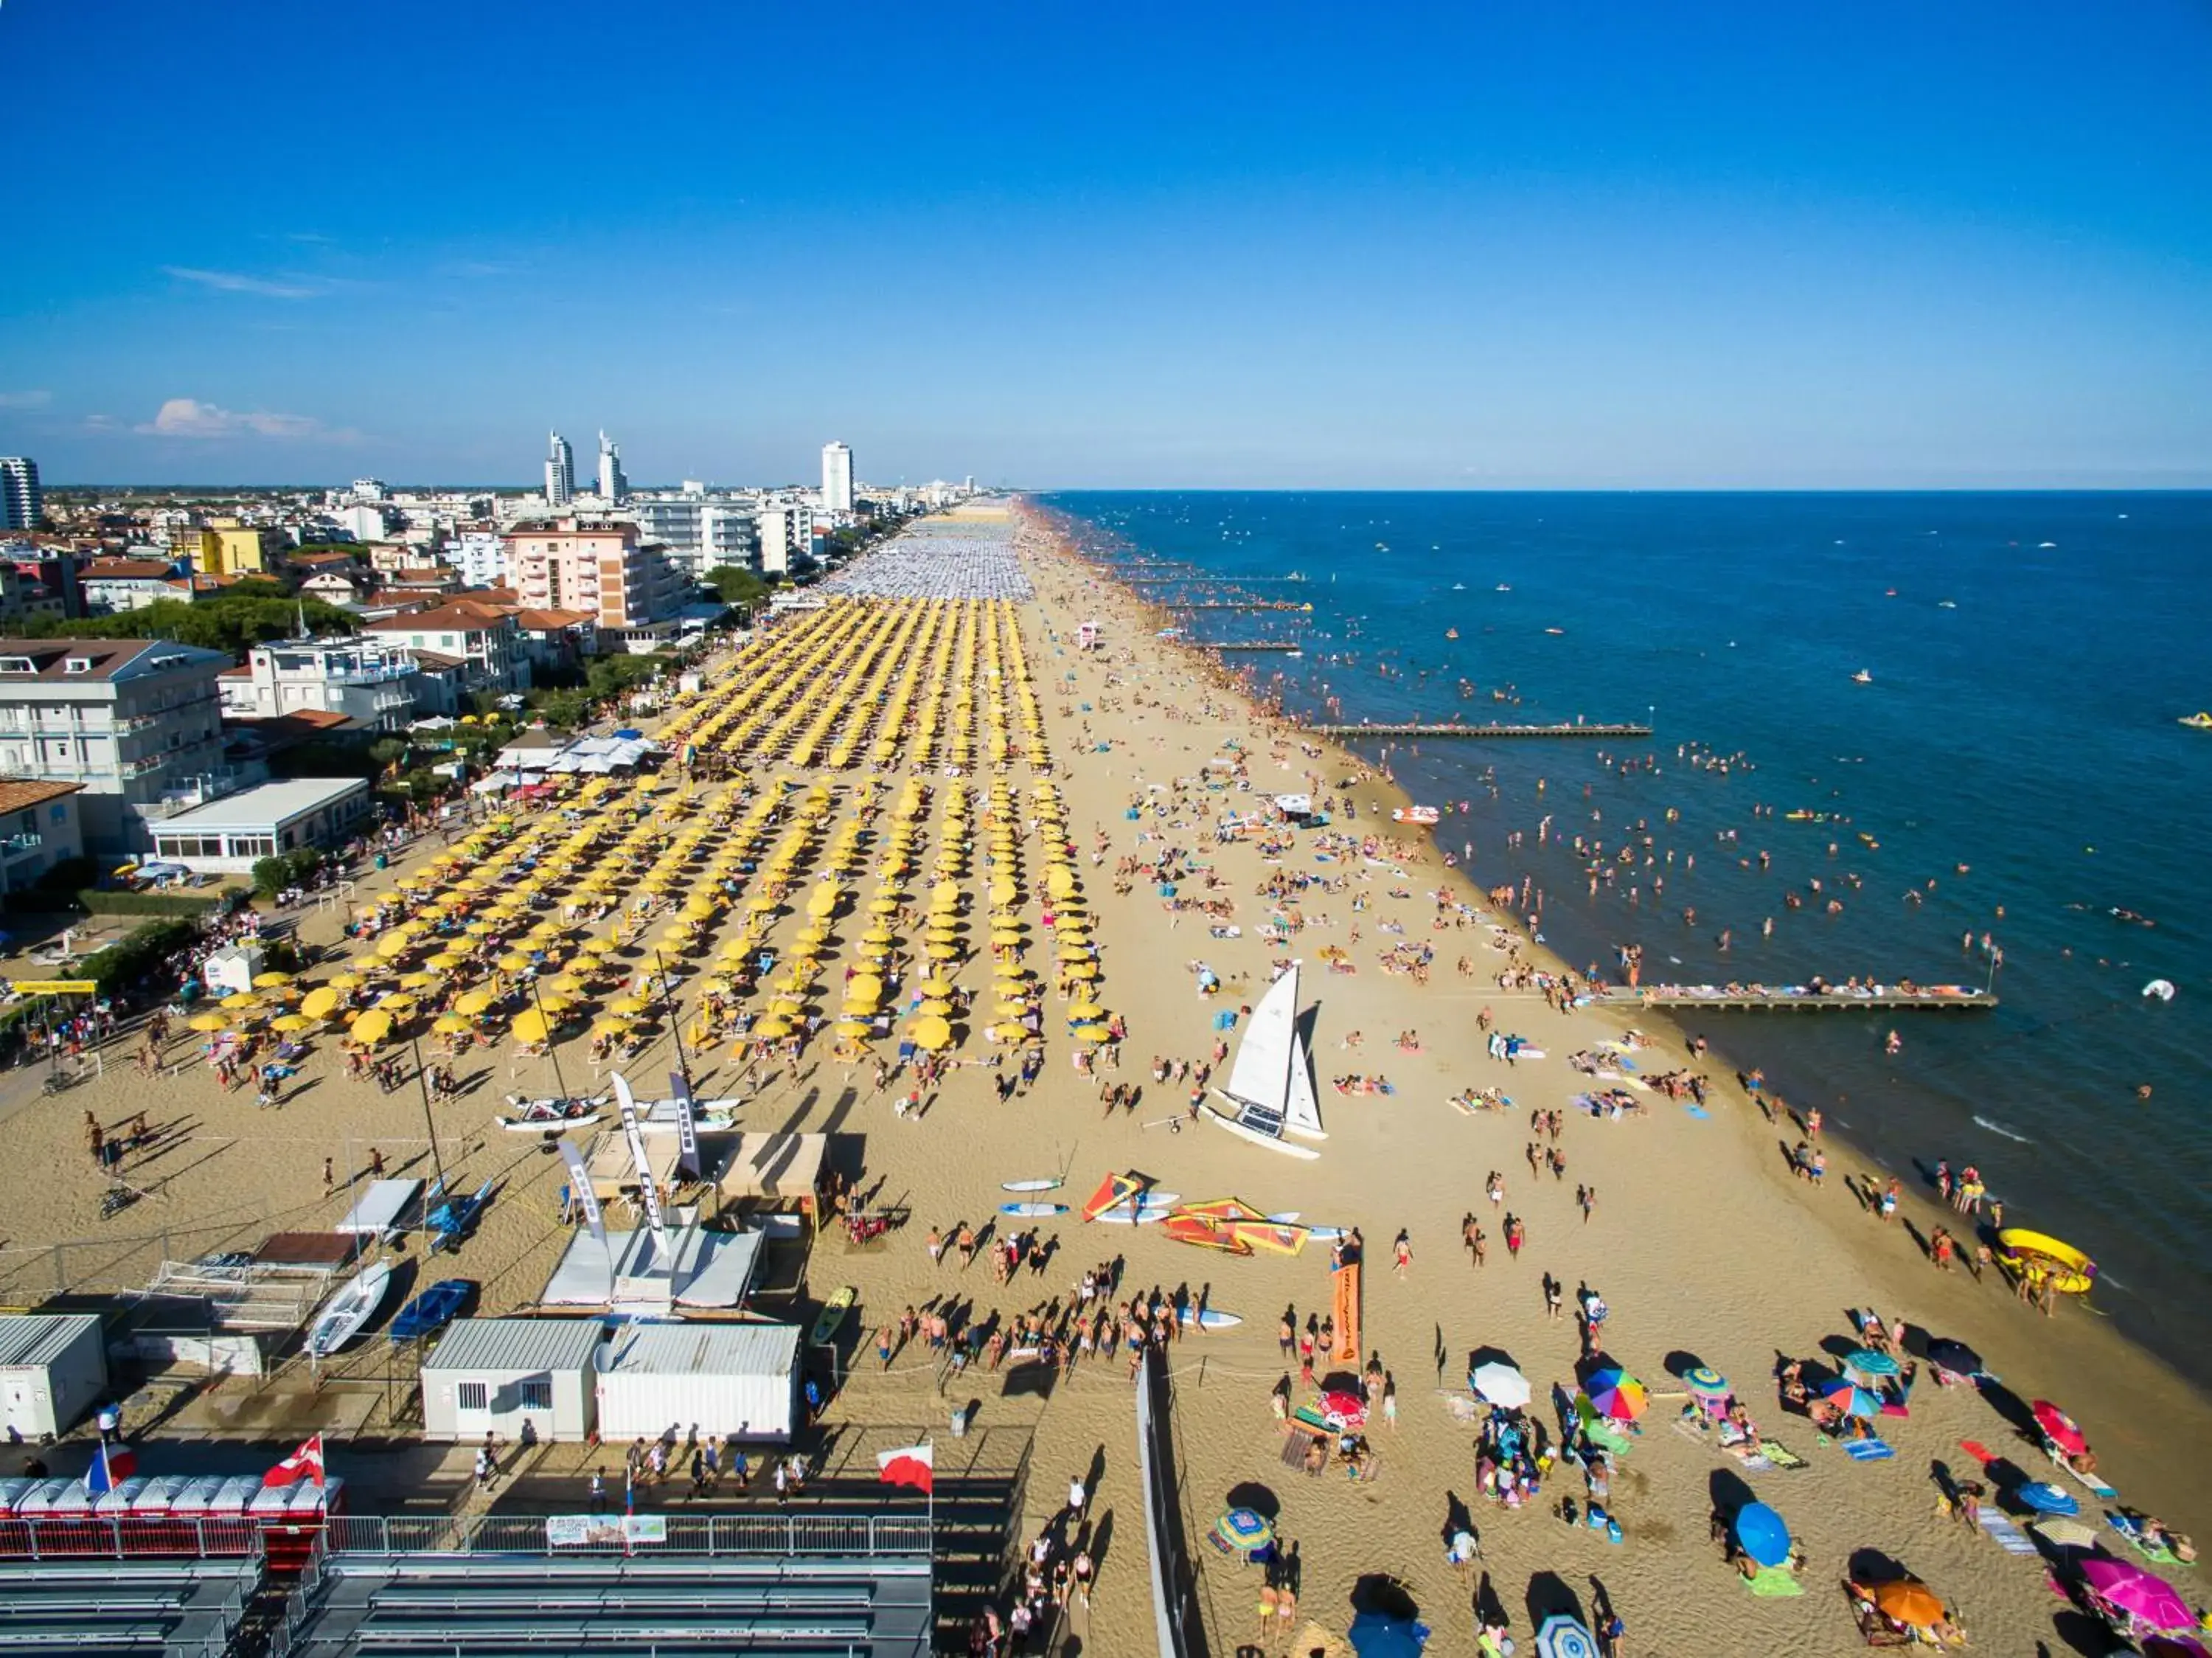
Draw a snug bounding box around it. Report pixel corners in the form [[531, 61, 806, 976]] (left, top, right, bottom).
[[1996, 1228, 2097, 1295]]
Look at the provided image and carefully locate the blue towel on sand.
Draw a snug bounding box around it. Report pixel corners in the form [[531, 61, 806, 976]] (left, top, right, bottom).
[[1845, 1439, 1895, 1461]]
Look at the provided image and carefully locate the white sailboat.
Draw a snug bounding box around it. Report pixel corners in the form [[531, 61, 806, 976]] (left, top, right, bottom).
[[1205, 962, 1326, 1159]]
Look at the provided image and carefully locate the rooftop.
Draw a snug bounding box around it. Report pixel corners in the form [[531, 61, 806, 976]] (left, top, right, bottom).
[[418, 1317, 606, 1375], [150, 777, 369, 833], [0, 639, 229, 683], [0, 778, 85, 815], [365, 602, 513, 634]]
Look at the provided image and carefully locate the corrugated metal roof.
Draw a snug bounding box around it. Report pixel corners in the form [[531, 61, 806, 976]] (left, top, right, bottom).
[[0, 1314, 101, 1370], [420, 1318, 605, 1375], [599, 1322, 799, 1378]]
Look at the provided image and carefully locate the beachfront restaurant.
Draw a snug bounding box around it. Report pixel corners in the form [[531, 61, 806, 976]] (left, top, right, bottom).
[[419, 1317, 603, 1443], [149, 777, 374, 875], [593, 1322, 801, 1443]]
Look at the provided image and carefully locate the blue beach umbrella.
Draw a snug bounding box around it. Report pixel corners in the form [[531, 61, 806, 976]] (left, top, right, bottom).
[[1535, 1614, 1601, 1658], [1348, 1610, 1430, 1657], [1683, 1366, 1731, 1398], [2014, 1482, 2081, 1516], [1844, 1347, 1900, 1378], [1734, 1502, 1792, 1568]]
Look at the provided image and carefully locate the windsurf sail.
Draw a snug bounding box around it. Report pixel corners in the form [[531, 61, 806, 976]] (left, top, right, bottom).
[[1082, 1170, 1145, 1221]]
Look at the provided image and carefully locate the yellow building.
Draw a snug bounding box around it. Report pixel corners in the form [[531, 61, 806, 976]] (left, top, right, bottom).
[[206, 519, 271, 576]]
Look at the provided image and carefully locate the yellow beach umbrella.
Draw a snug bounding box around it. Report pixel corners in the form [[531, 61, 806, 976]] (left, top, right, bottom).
[[591, 1015, 631, 1036], [433, 1013, 471, 1035], [427, 951, 468, 971], [351, 1010, 394, 1046], [510, 1009, 552, 1044], [908, 1015, 953, 1051], [455, 990, 496, 1016], [1063, 962, 1100, 980], [993, 962, 1027, 979], [917, 997, 956, 1019], [535, 993, 577, 1016], [991, 1021, 1033, 1043], [251, 971, 294, 990], [376, 932, 416, 959], [611, 996, 648, 1016], [328, 972, 365, 991], [397, 971, 442, 991], [299, 987, 341, 1020], [917, 977, 956, 998], [219, 992, 260, 1011], [751, 1015, 793, 1041], [1068, 1000, 1107, 1021], [926, 943, 959, 960], [497, 952, 534, 973], [834, 1019, 874, 1040], [187, 1012, 231, 1033], [378, 994, 418, 1017]]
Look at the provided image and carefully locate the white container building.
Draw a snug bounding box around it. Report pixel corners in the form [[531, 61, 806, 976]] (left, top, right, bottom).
[[419, 1318, 602, 1443], [0, 1314, 107, 1439], [594, 1323, 800, 1443]]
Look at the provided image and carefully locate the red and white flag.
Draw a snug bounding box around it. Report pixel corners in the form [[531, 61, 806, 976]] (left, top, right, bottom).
[[876, 1442, 933, 1495], [263, 1433, 326, 1488]]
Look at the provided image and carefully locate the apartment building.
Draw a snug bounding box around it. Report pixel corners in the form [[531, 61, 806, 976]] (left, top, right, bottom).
[[504, 518, 689, 637], [218, 636, 428, 732], [0, 639, 243, 854], [363, 600, 525, 696]]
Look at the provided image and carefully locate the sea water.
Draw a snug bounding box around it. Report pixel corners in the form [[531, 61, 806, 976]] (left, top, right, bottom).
[[1046, 490, 2212, 1373]]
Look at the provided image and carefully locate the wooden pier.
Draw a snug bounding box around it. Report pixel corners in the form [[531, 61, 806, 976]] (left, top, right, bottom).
[[1307, 721, 1651, 739], [1585, 986, 1997, 1013]]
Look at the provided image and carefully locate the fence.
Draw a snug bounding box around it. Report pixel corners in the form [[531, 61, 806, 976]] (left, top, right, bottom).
[[0, 1514, 265, 1560], [326, 1510, 934, 1558]]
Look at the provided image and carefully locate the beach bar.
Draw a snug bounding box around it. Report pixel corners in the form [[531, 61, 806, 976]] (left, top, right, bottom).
[[420, 1318, 603, 1443]]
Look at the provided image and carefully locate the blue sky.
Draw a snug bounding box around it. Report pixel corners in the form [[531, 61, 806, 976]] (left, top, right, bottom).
[[4, 0, 2209, 488]]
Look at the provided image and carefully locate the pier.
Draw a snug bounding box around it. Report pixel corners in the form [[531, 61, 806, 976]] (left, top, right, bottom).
[[1307, 721, 1651, 739], [1585, 986, 1997, 1013]]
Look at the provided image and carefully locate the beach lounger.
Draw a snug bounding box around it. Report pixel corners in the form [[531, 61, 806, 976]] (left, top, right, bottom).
[[1978, 1511, 2037, 1555], [1745, 1564, 1806, 1597]]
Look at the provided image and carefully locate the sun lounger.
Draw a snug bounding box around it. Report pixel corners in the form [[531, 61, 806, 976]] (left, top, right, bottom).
[[1978, 1510, 2037, 1555]]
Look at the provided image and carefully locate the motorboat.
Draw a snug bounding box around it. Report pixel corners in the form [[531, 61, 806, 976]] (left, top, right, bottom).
[[1851, 670, 1873, 684]]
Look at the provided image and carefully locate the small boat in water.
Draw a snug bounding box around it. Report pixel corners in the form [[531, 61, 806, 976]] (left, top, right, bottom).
[[2180, 712, 2212, 730], [1444, 628, 1459, 639], [1851, 670, 1873, 684]]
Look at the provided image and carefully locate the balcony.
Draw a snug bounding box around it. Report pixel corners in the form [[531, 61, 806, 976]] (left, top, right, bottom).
[[0, 832, 43, 856]]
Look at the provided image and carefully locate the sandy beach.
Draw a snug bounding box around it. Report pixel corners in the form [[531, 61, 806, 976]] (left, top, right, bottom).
[[1, 501, 2206, 1655]]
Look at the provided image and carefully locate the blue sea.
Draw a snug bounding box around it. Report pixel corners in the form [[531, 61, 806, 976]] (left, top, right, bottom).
[[1045, 491, 2212, 1373]]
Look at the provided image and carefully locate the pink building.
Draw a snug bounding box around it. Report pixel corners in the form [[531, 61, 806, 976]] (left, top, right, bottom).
[[503, 518, 686, 638]]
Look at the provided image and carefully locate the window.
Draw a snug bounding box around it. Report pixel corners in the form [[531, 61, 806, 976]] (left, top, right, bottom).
[[48, 803, 66, 823], [517, 1378, 552, 1411], [456, 1381, 489, 1412]]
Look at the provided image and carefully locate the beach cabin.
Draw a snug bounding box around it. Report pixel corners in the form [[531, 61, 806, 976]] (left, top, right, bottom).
[[419, 1319, 602, 1444], [0, 1314, 106, 1439], [593, 1323, 801, 1443]]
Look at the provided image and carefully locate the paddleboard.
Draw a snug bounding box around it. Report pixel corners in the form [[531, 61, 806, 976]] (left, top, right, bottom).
[[1093, 1198, 1180, 1225], [1001, 1178, 1064, 1193], [999, 1202, 1071, 1216], [1176, 1307, 1243, 1331], [810, 1285, 856, 1345]]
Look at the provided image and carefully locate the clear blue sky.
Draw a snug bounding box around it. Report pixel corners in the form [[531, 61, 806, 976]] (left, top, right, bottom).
[[4, 0, 2209, 488]]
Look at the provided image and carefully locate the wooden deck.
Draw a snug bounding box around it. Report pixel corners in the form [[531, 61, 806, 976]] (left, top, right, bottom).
[[1585, 986, 1997, 1012]]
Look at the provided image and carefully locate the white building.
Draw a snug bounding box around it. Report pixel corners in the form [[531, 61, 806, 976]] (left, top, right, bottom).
[[630, 499, 755, 577], [420, 1318, 603, 1443], [545, 431, 574, 507], [448, 530, 507, 589], [0, 638, 243, 854], [0, 779, 85, 898], [218, 637, 426, 732], [594, 1322, 801, 1443], [336, 502, 396, 543], [597, 431, 627, 504], [0, 459, 39, 532], [821, 441, 854, 513], [0, 1314, 107, 1440], [148, 777, 375, 873], [346, 478, 387, 502], [756, 506, 796, 575]]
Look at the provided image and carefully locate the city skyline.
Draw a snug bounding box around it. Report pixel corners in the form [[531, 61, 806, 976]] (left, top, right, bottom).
[[3, 1, 2209, 488]]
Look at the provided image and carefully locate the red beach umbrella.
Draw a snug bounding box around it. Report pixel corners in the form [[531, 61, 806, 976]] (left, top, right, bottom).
[[2031, 1399, 2089, 1456]]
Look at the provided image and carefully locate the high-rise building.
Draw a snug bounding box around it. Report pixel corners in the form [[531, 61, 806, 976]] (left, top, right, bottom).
[[597, 432, 628, 504], [821, 442, 854, 513], [544, 431, 574, 507], [0, 459, 41, 532]]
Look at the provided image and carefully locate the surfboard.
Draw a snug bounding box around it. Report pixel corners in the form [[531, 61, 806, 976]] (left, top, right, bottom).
[[810, 1285, 856, 1346], [999, 1202, 1071, 1216], [1176, 1307, 1242, 1330], [1001, 1178, 1064, 1193], [1093, 1196, 1180, 1225]]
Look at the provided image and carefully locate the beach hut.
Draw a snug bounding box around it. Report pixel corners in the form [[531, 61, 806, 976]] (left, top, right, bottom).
[[419, 1318, 604, 1443], [593, 1322, 801, 1443], [0, 1314, 106, 1439]]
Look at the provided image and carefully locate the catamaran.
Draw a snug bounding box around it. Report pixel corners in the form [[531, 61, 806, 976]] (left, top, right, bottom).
[[1205, 962, 1326, 1159]]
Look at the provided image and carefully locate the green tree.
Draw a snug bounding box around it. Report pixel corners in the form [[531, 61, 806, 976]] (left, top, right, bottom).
[[704, 566, 768, 608], [24, 595, 359, 654]]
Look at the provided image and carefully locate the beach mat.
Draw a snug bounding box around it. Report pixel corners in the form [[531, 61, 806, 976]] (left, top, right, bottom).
[[1761, 1441, 1810, 1470], [1979, 1511, 2038, 1555], [1845, 1438, 1896, 1461], [2107, 1512, 2183, 1567], [1746, 1565, 1806, 1597]]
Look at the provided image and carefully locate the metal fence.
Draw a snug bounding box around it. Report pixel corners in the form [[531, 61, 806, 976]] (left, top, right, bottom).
[[0, 1514, 265, 1560], [326, 1510, 933, 1558]]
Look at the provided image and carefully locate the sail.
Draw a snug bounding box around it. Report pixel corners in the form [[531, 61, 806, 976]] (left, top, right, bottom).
[[1285, 1029, 1326, 1140], [1225, 963, 1299, 1109]]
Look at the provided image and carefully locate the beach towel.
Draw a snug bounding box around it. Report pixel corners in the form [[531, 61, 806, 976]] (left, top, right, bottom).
[[2107, 1512, 2183, 1566], [1745, 1564, 1806, 1597], [1845, 1438, 1896, 1461], [1760, 1441, 1810, 1470], [1978, 1511, 2037, 1555], [1684, 1104, 1711, 1120], [2058, 1457, 2120, 1501]]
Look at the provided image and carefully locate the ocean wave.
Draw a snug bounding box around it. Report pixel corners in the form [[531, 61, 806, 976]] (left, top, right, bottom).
[[1973, 1115, 2033, 1143]]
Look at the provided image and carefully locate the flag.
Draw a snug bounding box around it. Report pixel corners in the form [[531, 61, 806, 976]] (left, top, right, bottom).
[[83, 1440, 135, 1496], [877, 1442, 933, 1495], [669, 1069, 700, 1179], [557, 1137, 606, 1247], [263, 1433, 326, 1488]]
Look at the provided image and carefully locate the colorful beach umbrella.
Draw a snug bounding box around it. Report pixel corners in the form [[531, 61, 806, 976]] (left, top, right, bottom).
[[1844, 1347, 1899, 1378], [2079, 1558, 2197, 1632], [2031, 1400, 2090, 1456], [1683, 1366, 1732, 1398], [1818, 1377, 1881, 1418], [1534, 1614, 1599, 1658], [1585, 1367, 1648, 1421]]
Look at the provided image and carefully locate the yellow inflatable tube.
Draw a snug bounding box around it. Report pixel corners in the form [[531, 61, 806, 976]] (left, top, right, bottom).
[[1997, 1228, 2098, 1295]]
